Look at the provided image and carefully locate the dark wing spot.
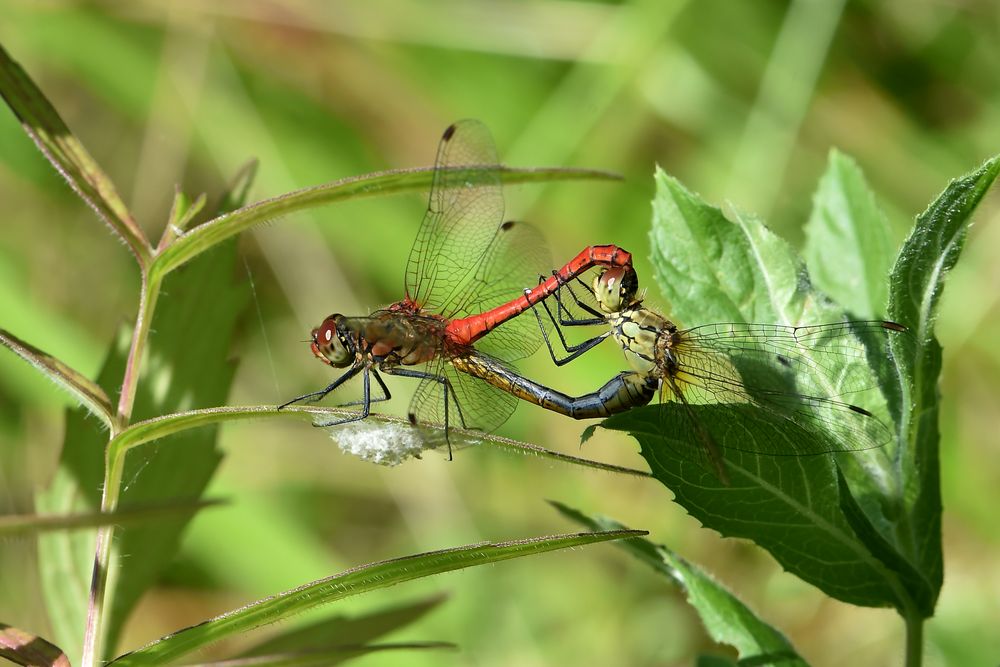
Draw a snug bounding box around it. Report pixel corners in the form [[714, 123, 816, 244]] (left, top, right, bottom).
[[500, 220, 516, 231], [882, 320, 908, 332], [443, 123, 457, 140], [408, 412, 418, 425], [848, 404, 874, 417], [776, 354, 792, 368]]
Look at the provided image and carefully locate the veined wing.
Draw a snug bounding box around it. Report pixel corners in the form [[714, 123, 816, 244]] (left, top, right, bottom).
[[662, 320, 901, 455], [444, 220, 553, 363], [404, 119, 505, 315]]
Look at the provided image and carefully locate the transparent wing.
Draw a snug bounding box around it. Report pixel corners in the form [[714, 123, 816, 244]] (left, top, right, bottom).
[[408, 357, 518, 435], [445, 221, 553, 362], [404, 120, 505, 314], [662, 320, 898, 456]]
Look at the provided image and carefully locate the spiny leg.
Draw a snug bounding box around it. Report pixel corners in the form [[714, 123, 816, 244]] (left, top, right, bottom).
[[313, 365, 377, 428], [277, 363, 364, 410], [337, 368, 391, 407], [550, 273, 604, 325], [528, 274, 608, 367], [390, 367, 466, 460]]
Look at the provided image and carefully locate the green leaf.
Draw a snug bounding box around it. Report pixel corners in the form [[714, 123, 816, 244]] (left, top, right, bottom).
[[108, 529, 645, 667], [38, 241, 251, 662], [0, 623, 71, 667], [0, 499, 222, 536], [101, 240, 251, 654], [195, 642, 455, 667], [804, 150, 894, 319], [239, 596, 446, 657], [105, 404, 651, 479], [37, 326, 132, 665], [552, 503, 806, 666], [647, 168, 803, 325], [0, 326, 114, 429], [886, 153, 1000, 615], [0, 42, 148, 265], [152, 166, 620, 278], [214, 159, 260, 216], [835, 469, 934, 615], [603, 169, 911, 610]]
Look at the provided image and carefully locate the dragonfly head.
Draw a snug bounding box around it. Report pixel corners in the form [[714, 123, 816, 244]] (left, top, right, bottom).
[[310, 315, 354, 367], [593, 266, 639, 313]]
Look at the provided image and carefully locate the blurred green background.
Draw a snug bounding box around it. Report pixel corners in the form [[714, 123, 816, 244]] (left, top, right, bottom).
[[1, 1, 999, 665]]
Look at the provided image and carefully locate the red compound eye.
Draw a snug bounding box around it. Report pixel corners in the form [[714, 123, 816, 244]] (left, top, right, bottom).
[[315, 316, 338, 348]]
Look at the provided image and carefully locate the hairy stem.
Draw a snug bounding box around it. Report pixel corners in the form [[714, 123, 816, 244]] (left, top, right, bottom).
[[80, 446, 126, 667], [84, 264, 164, 665], [116, 271, 162, 424]]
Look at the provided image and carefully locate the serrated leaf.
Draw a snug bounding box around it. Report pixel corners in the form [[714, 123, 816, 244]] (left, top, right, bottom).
[[37, 326, 132, 665], [804, 150, 894, 319], [153, 165, 620, 277], [38, 241, 250, 662], [835, 469, 934, 614], [0, 623, 71, 667], [886, 153, 1000, 614], [648, 169, 803, 325], [0, 326, 114, 429], [0, 42, 148, 264], [108, 529, 644, 667], [100, 240, 251, 654], [552, 503, 806, 666], [602, 169, 913, 610]]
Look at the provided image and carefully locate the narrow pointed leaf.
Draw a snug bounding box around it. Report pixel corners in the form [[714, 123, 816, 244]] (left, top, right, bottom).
[[0, 326, 114, 429], [106, 405, 650, 478], [196, 642, 455, 667], [0, 624, 71, 667], [153, 166, 620, 277], [804, 150, 894, 318], [109, 529, 644, 667], [885, 153, 1000, 614], [239, 596, 446, 657], [0, 499, 222, 536], [0, 42, 148, 264], [553, 503, 806, 666]]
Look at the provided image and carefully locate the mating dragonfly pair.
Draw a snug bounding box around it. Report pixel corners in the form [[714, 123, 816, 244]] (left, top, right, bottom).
[[280, 120, 904, 479]]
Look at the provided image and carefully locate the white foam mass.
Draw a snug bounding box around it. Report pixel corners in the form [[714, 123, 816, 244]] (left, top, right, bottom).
[[329, 421, 425, 466]]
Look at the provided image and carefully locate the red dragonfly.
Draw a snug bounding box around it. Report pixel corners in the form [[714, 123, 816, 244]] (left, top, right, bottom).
[[280, 120, 631, 452]]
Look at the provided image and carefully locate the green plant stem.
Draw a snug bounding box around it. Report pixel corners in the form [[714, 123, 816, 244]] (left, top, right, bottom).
[[116, 271, 162, 424], [81, 446, 127, 667], [83, 266, 164, 666], [904, 609, 923, 667]]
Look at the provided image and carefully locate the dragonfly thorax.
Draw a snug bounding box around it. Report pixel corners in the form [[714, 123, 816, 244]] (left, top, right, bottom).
[[356, 311, 449, 366], [608, 307, 669, 377]]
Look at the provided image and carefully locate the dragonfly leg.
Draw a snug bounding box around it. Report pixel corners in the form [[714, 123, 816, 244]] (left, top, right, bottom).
[[527, 275, 608, 367], [553, 273, 605, 323], [313, 366, 376, 428], [277, 362, 364, 410], [387, 367, 466, 460], [337, 368, 391, 407]]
